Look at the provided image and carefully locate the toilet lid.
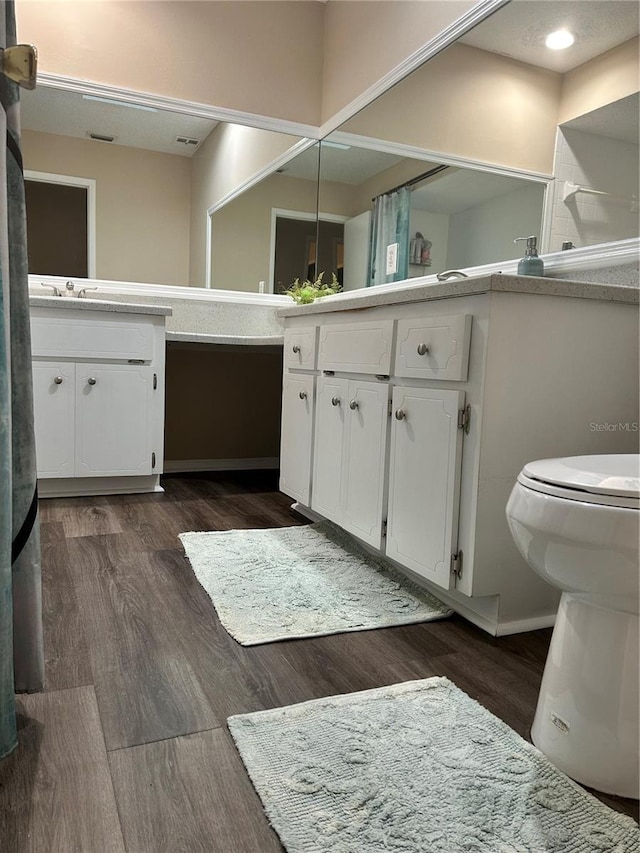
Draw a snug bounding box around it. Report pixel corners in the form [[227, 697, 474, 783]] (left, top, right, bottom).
[[522, 455, 640, 499]]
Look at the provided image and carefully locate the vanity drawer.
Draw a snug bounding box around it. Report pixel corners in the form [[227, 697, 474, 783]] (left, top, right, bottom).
[[395, 314, 472, 381], [284, 326, 318, 370], [30, 311, 154, 361], [318, 320, 394, 375]]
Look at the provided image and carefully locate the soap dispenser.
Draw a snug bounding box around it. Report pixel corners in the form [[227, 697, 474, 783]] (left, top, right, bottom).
[[514, 236, 544, 277]]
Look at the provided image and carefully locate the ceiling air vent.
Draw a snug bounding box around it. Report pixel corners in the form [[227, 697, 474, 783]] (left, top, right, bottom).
[[88, 132, 115, 143], [175, 136, 200, 147]]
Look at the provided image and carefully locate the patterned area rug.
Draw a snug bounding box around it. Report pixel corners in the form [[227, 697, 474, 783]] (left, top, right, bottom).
[[179, 522, 451, 645], [228, 677, 640, 853]]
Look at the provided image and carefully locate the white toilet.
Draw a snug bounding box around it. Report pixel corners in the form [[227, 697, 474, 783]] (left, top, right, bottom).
[[506, 454, 639, 799]]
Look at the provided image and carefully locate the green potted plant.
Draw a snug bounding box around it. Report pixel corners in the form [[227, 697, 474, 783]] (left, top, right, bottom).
[[284, 272, 342, 304]]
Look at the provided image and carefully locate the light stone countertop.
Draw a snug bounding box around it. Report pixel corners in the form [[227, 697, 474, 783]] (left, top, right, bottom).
[[29, 295, 172, 317], [277, 273, 639, 317], [166, 331, 283, 346]]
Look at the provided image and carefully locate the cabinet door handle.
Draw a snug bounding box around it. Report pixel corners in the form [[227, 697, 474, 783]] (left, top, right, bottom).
[[298, 390, 307, 400], [53, 376, 63, 385], [292, 344, 301, 353], [87, 377, 97, 386], [349, 399, 359, 410], [417, 342, 430, 356], [395, 408, 406, 420], [331, 396, 341, 407]]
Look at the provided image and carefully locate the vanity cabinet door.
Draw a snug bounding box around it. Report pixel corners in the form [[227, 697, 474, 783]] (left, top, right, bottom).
[[279, 373, 315, 505], [311, 376, 349, 523], [32, 362, 75, 478], [386, 386, 465, 590], [341, 380, 390, 549], [75, 363, 153, 476]]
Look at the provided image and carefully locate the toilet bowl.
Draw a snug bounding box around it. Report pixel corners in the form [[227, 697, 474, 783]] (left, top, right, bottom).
[[506, 454, 639, 799]]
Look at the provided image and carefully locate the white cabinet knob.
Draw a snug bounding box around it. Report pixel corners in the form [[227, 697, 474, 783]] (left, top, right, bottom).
[[331, 396, 341, 407], [349, 399, 359, 410], [417, 342, 430, 356], [87, 377, 97, 386], [53, 376, 63, 385], [395, 409, 406, 420]]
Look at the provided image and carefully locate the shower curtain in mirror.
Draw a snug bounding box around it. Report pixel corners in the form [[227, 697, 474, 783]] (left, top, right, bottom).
[[1, 0, 44, 761], [367, 186, 411, 287]]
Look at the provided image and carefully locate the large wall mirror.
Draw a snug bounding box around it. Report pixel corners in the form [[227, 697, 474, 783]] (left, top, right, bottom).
[[317, 0, 639, 290], [20, 85, 318, 292]]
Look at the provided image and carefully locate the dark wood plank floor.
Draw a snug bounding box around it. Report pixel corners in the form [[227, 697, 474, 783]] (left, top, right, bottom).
[[1, 472, 637, 852]]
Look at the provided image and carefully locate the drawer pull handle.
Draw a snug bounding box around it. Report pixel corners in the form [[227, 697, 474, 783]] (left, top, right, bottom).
[[349, 399, 359, 411], [331, 396, 341, 407], [417, 342, 430, 356], [298, 390, 307, 400], [395, 408, 406, 421], [87, 377, 97, 386], [292, 344, 301, 353], [53, 376, 63, 385]]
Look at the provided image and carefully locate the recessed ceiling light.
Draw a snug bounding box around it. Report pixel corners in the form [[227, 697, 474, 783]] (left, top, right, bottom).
[[545, 29, 575, 50]]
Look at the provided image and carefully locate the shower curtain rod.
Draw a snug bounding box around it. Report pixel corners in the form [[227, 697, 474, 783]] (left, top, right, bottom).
[[372, 164, 449, 201]]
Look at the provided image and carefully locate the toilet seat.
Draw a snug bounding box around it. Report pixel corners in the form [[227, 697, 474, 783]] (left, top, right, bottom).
[[518, 454, 640, 510]]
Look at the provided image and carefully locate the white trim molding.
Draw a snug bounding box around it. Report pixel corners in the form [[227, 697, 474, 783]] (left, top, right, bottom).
[[25, 170, 97, 278], [325, 133, 553, 184], [37, 72, 321, 139]]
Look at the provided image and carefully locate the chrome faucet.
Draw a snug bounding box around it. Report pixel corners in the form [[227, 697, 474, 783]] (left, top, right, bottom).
[[40, 282, 62, 296], [436, 270, 468, 282]]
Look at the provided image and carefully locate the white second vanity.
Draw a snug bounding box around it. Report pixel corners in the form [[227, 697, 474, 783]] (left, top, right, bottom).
[[278, 274, 639, 636], [30, 296, 171, 498]]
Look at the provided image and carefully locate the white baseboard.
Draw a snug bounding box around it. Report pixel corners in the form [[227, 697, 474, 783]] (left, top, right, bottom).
[[164, 457, 279, 474], [38, 475, 163, 498], [495, 614, 557, 636], [289, 501, 557, 637]]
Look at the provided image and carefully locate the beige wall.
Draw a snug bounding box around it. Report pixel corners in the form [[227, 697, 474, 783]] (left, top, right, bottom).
[[16, 1, 325, 126], [559, 37, 640, 125], [340, 43, 562, 175], [211, 173, 316, 294], [22, 130, 191, 285], [321, 0, 477, 125], [189, 123, 303, 287], [210, 172, 353, 293], [165, 347, 283, 462]]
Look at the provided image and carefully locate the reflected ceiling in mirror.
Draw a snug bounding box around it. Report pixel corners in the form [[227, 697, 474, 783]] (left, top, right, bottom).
[[317, 142, 545, 290], [320, 0, 638, 289], [20, 85, 310, 291]]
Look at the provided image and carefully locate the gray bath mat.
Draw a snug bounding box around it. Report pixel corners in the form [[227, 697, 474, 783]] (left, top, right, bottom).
[[179, 521, 451, 645], [228, 676, 640, 852]]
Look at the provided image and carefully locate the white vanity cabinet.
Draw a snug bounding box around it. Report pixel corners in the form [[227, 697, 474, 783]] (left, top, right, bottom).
[[278, 276, 639, 636], [386, 386, 465, 590], [30, 301, 169, 497], [312, 377, 389, 548], [279, 327, 318, 505]]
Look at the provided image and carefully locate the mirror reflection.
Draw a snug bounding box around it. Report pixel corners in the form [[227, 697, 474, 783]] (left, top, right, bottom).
[[20, 1, 638, 294], [20, 85, 312, 291], [318, 0, 639, 289], [318, 142, 545, 290]]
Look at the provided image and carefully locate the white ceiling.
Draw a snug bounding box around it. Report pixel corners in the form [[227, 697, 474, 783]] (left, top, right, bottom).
[[281, 143, 407, 185], [563, 92, 639, 143], [461, 0, 639, 73], [20, 86, 218, 157], [412, 168, 539, 214]]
